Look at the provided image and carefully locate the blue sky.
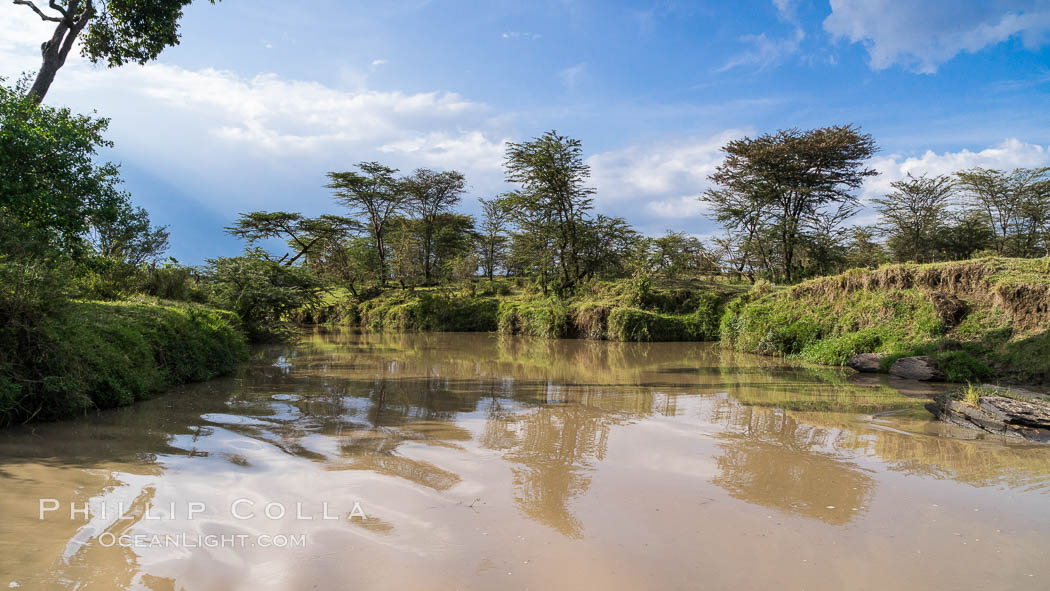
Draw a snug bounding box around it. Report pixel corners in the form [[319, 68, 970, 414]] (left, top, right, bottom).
[[3, 0, 1050, 263]]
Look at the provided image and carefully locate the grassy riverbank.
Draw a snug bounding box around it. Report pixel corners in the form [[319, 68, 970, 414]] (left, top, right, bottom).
[[310, 257, 1050, 386], [315, 278, 746, 342], [719, 257, 1050, 384], [0, 298, 248, 426]]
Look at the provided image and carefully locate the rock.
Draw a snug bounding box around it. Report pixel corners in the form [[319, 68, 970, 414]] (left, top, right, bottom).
[[847, 353, 883, 373], [889, 356, 944, 381], [979, 396, 1050, 429], [929, 392, 1050, 442]]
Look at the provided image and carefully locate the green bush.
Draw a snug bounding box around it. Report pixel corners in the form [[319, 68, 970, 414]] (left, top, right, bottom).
[[359, 290, 498, 332], [497, 299, 573, 338], [935, 350, 993, 383], [692, 291, 725, 340], [721, 285, 945, 360], [800, 329, 883, 365], [756, 319, 825, 356], [607, 308, 691, 341], [140, 263, 207, 302], [0, 258, 77, 423], [206, 252, 323, 341]]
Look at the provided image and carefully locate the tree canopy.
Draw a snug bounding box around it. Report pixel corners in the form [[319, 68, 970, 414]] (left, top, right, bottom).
[[955, 167, 1050, 257], [0, 80, 163, 262], [703, 124, 878, 282], [400, 168, 467, 285], [326, 162, 404, 286], [503, 130, 596, 294], [225, 211, 359, 266], [874, 173, 954, 263]]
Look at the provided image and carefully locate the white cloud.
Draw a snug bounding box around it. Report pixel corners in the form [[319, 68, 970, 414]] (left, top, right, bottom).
[[720, 28, 805, 71], [720, 0, 805, 71], [645, 196, 710, 219], [559, 62, 586, 88], [502, 32, 542, 40], [824, 0, 1050, 74], [378, 130, 507, 173], [772, 0, 800, 25], [0, 2, 513, 219], [861, 138, 1050, 200], [588, 129, 749, 221], [370, 59, 388, 68], [69, 65, 490, 155]]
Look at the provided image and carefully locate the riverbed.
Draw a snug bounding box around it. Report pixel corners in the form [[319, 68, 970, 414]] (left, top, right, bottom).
[[2, 330, 1049, 590]]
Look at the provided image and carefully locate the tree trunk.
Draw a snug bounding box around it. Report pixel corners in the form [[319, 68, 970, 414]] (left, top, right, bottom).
[[375, 233, 387, 287], [422, 222, 433, 286], [27, 2, 92, 104], [30, 54, 62, 103]]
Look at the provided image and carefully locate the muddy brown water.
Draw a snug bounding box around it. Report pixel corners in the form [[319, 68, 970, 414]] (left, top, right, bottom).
[[2, 330, 1050, 590]]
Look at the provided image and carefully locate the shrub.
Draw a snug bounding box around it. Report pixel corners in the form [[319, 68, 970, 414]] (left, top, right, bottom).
[[718, 258, 1050, 384], [497, 299, 573, 338], [0, 258, 78, 423], [140, 263, 207, 302], [359, 291, 498, 332], [573, 303, 610, 339], [935, 350, 993, 383], [800, 329, 883, 365], [205, 252, 323, 341], [608, 308, 691, 341]]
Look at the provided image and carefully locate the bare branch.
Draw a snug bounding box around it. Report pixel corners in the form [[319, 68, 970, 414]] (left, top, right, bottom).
[[12, 0, 64, 22], [47, 0, 67, 18]]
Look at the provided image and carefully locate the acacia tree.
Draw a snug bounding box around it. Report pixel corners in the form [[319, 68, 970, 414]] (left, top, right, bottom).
[[702, 185, 774, 280], [478, 196, 510, 280], [844, 226, 886, 269], [12, 0, 219, 103], [428, 213, 477, 282], [504, 130, 595, 294], [873, 173, 954, 263], [400, 168, 466, 285], [956, 167, 1050, 257], [383, 213, 475, 287], [800, 202, 856, 277], [1017, 173, 1050, 257], [225, 211, 356, 266], [932, 211, 996, 260], [327, 162, 404, 286], [499, 195, 557, 291], [304, 233, 377, 299], [386, 219, 422, 289], [955, 168, 1016, 256], [578, 215, 640, 280], [648, 231, 708, 280], [704, 125, 877, 282], [711, 232, 751, 281]]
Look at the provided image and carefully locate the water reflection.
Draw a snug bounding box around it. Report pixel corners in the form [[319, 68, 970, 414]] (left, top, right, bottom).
[[484, 389, 626, 537], [1, 329, 1050, 589], [713, 406, 875, 525]]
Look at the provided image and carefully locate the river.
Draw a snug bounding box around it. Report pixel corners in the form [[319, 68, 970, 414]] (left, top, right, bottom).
[[2, 330, 1049, 590]]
